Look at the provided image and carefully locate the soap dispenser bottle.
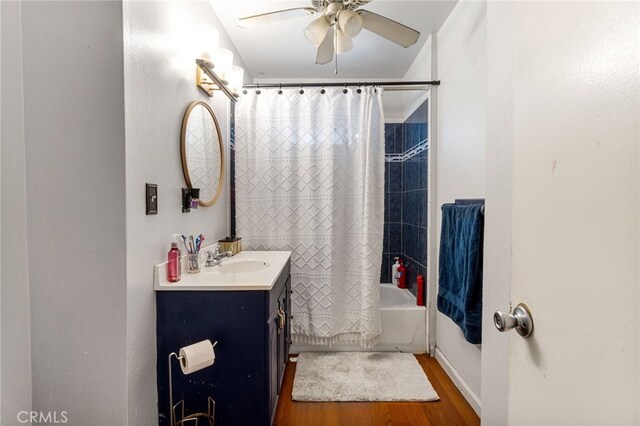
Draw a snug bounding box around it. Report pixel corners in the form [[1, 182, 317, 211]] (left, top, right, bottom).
[[392, 257, 400, 286], [167, 242, 181, 283]]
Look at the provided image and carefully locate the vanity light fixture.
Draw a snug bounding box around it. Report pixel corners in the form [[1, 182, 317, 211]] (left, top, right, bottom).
[[195, 52, 243, 102], [213, 47, 234, 82], [228, 66, 245, 96]]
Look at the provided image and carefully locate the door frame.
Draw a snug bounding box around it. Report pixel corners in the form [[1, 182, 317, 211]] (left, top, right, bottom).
[[426, 85, 438, 356]]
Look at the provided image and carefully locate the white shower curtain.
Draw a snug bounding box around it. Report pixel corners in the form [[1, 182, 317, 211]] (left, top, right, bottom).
[[235, 87, 385, 347]]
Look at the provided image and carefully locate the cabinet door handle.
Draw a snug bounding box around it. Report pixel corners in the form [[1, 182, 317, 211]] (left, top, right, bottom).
[[277, 308, 286, 330]]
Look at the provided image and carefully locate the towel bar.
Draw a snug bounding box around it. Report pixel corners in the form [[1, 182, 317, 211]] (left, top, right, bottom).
[[454, 199, 485, 216]]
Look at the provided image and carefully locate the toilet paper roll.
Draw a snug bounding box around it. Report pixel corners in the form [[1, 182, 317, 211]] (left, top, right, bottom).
[[179, 339, 215, 375]]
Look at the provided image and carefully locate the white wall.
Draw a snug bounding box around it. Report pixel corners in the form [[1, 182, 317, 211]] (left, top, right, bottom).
[[434, 0, 486, 410], [122, 2, 250, 423], [1, 1, 33, 424], [404, 34, 433, 82], [380, 34, 434, 123], [20, 1, 128, 424]]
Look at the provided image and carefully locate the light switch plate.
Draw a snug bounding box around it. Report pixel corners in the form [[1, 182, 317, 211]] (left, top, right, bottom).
[[146, 184, 158, 215]]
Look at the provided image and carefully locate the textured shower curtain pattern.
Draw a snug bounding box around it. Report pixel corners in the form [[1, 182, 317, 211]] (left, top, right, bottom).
[[235, 88, 385, 347]]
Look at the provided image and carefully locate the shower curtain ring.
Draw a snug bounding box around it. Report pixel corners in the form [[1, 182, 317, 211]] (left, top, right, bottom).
[[357, 84, 362, 94], [343, 84, 348, 94], [278, 84, 283, 95], [320, 84, 325, 94], [299, 84, 304, 95], [256, 84, 261, 95]]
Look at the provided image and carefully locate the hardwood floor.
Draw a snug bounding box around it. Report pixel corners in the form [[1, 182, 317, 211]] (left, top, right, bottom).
[[273, 354, 480, 426]]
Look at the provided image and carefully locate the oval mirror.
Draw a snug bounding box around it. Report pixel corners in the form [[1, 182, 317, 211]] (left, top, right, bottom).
[[180, 101, 225, 206]]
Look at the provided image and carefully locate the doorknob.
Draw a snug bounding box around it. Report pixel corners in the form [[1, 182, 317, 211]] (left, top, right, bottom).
[[494, 303, 534, 338]]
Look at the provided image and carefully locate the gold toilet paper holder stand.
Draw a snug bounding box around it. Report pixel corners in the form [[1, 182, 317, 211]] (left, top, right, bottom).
[[168, 341, 218, 426]]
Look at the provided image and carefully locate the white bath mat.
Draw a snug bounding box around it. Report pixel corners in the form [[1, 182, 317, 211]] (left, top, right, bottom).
[[292, 352, 440, 402]]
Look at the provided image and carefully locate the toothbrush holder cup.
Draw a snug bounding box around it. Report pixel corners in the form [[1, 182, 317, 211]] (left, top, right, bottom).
[[187, 252, 201, 274]]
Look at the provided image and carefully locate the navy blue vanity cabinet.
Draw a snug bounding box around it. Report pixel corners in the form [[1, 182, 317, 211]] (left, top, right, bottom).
[[268, 274, 291, 421], [156, 261, 290, 426]]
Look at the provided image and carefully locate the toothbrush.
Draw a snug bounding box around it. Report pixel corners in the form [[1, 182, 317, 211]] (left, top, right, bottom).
[[181, 235, 190, 253]]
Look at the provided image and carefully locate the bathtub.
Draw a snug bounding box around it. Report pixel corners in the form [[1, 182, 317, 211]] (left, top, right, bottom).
[[291, 284, 427, 354]]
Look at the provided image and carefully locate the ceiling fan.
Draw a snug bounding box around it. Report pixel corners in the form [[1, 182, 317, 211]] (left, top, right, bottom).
[[238, 0, 420, 67]]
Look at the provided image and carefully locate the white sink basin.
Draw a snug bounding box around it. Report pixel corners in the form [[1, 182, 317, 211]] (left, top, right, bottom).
[[216, 260, 270, 274], [154, 250, 291, 291]]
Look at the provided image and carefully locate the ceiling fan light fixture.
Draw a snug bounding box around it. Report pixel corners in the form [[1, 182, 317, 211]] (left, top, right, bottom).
[[337, 9, 363, 38], [304, 16, 330, 47], [326, 2, 342, 15], [238, 0, 421, 68], [336, 29, 354, 54]]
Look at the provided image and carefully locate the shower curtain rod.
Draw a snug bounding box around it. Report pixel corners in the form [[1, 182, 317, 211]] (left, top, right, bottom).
[[242, 80, 440, 90]]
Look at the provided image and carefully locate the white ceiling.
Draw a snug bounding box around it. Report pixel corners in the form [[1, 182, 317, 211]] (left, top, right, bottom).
[[210, 0, 457, 80]]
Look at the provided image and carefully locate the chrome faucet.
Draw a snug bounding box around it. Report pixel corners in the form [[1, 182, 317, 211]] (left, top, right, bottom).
[[205, 247, 233, 267]]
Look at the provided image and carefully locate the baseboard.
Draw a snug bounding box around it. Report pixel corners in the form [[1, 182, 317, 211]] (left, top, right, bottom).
[[434, 348, 481, 416]]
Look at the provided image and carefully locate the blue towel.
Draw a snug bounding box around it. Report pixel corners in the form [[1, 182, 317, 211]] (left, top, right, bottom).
[[437, 203, 484, 344]]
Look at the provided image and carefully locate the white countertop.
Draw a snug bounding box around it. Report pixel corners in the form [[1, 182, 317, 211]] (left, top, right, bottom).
[[154, 250, 291, 291]]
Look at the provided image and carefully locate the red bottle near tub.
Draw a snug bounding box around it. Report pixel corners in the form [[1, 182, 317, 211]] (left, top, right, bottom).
[[397, 260, 407, 289], [416, 274, 425, 306], [167, 242, 181, 283]]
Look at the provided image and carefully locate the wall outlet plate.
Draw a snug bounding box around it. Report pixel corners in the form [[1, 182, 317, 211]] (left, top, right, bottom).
[[146, 184, 158, 215]]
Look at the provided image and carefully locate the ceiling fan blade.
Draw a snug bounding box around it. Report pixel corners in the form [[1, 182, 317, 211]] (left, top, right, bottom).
[[315, 26, 335, 65], [359, 10, 420, 47], [238, 7, 316, 28]]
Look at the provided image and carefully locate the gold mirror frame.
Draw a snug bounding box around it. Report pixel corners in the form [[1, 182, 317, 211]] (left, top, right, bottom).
[[180, 101, 225, 207]]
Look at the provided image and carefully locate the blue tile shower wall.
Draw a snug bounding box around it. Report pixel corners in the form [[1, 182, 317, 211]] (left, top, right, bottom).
[[381, 101, 428, 303]]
